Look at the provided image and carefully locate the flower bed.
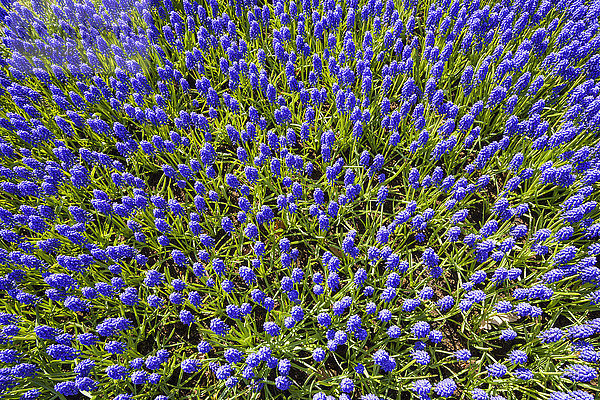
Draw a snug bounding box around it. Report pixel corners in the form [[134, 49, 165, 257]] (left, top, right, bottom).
[[0, 0, 599, 399]]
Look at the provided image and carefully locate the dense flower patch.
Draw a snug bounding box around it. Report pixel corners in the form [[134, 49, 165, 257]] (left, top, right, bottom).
[[0, 0, 598, 398]]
